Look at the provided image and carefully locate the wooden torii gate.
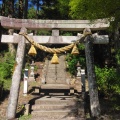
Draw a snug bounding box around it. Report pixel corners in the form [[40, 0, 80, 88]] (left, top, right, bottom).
[[0, 16, 109, 119]]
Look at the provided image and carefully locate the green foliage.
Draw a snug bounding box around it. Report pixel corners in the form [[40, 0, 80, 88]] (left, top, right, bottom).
[[57, 0, 71, 19], [34, 65, 38, 71], [69, 0, 120, 21], [66, 43, 85, 75], [19, 114, 31, 120], [95, 66, 120, 96], [0, 52, 15, 79], [77, 43, 85, 50], [69, 0, 120, 32], [0, 80, 4, 87], [0, 78, 12, 90], [0, 51, 15, 90], [37, 30, 51, 35], [27, 7, 37, 19], [61, 32, 73, 36], [115, 49, 120, 65]]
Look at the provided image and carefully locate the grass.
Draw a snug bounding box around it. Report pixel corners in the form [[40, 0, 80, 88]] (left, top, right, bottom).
[[19, 114, 31, 120]]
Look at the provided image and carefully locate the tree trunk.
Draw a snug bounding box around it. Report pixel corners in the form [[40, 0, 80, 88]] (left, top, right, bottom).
[[84, 34, 101, 117], [19, 0, 24, 18], [6, 27, 27, 119], [12, 0, 14, 15], [24, 0, 28, 19], [36, 0, 40, 18], [9, 0, 14, 16], [1, 0, 6, 16]]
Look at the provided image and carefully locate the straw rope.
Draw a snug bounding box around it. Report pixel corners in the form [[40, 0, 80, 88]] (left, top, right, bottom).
[[19, 33, 74, 54]]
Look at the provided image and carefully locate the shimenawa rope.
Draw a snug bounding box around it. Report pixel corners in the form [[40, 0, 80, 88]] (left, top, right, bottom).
[[19, 33, 74, 54]]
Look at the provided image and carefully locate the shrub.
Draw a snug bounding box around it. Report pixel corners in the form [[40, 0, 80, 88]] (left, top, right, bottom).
[[0, 51, 15, 90], [95, 66, 120, 96], [65, 43, 85, 75]]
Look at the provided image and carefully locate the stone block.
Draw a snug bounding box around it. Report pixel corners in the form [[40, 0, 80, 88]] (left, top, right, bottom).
[[24, 104, 30, 115]]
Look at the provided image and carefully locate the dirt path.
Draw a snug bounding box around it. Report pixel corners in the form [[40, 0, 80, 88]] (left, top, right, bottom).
[[0, 80, 40, 120]]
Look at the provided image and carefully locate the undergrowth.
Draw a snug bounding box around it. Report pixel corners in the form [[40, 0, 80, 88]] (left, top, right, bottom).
[[0, 51, 15, 90]]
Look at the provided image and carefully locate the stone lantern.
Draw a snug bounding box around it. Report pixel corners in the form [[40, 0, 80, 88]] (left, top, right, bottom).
[[76, 61, 81, 78], [29, 61, 35, 81]]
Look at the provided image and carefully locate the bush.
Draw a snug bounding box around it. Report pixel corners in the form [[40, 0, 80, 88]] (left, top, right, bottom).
[[95, 66, 120, 96], [0, 52, 15, 79], [66, 43, 85, 75], [0, 51, 15, 90]]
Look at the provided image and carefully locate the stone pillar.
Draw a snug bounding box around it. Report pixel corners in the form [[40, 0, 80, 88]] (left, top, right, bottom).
[[8, 29, 16, 54], [23, 69, 28, 96], [24, 104, 30, 115], [84, 28, 101, 117], [48, 29, 60, 43], [6, 27, 27, 119]]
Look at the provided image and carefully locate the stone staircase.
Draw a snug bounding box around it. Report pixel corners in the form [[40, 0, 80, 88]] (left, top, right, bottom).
[[29, 55, 85, 119], [44, 55, 67, 84], [30, 95, 85, 120]]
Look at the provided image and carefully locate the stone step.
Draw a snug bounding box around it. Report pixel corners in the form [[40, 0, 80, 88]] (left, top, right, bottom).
[[45, 81, 67, 84], [48, 65, 56, 67], [32, 104, 77, 111], [46, 71, 56, 73], [30, 116, 83, 120], [31, 110, 77, 118], [46, 74, 56, 77], [56, 77, 66, 80], [56, 74, 66, 76], [47, 68, 56, 70], [55, 81, 67, 84], [35, 100, 77, 105], [41, 84, 70, 89], [35, 96, 77, 105]]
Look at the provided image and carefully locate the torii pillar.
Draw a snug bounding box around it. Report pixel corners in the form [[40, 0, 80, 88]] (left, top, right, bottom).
[[84, 28, 101, 117], [6, 27, 27, 119]]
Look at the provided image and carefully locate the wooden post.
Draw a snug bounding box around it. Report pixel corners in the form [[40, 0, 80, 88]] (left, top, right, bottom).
[[84, 28, 101, 117], [6, 27, 27, 119], [23, 69, 28, 96]]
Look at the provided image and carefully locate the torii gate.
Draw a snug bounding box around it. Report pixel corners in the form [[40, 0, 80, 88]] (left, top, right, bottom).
[[0, 16, 109, 119]]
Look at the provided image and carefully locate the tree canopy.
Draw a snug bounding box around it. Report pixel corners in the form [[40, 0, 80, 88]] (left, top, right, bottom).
[[69, 0, 120, 26], [1, 0, 120, 25]]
